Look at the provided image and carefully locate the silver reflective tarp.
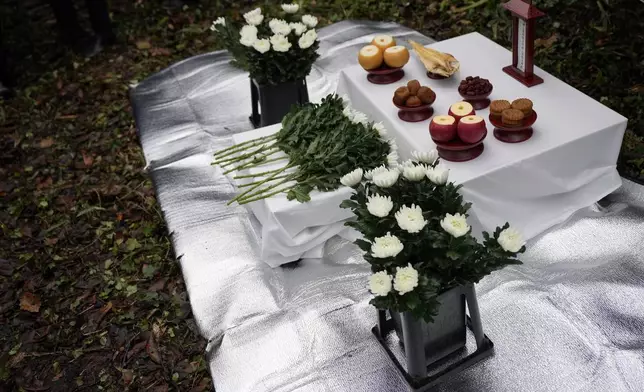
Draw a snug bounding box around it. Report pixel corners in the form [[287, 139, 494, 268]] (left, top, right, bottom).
[[130, 21, 644, 392]]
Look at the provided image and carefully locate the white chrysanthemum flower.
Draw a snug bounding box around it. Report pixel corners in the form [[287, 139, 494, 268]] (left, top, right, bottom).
[[440, 213, 470, 238], [340, 168, 363, 187], [270, 34, 292, 52], [387, 150, 399, 168], [369, 271, 393, 297], [269, 19, 291, 35], [371, 232, 404, 258], [498, 227, 526, 253], [243, 8, 264, 26], [397, 159, 415, 173], [393, 264, 419, 295], [281, 3, 299, 13], [302, 28, 317, 42], [290, 22, 307, 36], [210, 17, 226, 31], [252, 39, 271, 54], [366, 194, 393, 217], [412, 150, 438, 165], [240, 33, 257, 47], [372, 122, 388, 138], [350, 110, 369, 126], [426, 165, 449, 185], [388, 138, 398, 152], [342, 105, 354, 121], [373, 169, 399, 188], [395, 204, 427, 233], [403, 164, 427, 181], [302, 14, 318, 27], [341, 94, 351, 107], [364, 165, 387, 180], [298, 35, 315, 49]]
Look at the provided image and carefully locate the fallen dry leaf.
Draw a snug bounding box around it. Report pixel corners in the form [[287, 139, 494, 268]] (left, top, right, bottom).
[[36, 176, 53, 190], [136, 39, 151, 50], [122, 369, 134, 384], [44, 237, 59, 246], [146, 334, 162, 364], [39, 137, 55, 148], [20, 292, 41, 313], [148, 279, 166, 292], [536, 34, 558, 49], [150, 47, 171, 56], [82, 151, 94, 167]]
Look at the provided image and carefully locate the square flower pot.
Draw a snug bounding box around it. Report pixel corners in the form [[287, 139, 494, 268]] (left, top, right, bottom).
[[372, 284, 494, 390], [249, 78, 309, 128], [389, 285, 467, 366]]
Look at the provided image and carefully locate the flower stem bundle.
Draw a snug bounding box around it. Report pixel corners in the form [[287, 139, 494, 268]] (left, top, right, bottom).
[[213, 95, 395, 205]]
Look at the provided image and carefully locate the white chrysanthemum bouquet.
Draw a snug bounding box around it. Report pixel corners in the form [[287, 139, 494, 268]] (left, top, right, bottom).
[[211, 4, 320, 85], [340, 155, 526, 322]]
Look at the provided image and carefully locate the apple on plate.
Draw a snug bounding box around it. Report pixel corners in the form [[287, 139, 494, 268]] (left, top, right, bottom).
[[448, 101, 475, 123], [430, 115, 457, 142], [457, 115, 487, 143]]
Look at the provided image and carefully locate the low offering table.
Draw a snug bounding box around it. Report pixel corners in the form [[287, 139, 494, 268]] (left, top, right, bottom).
[[337, 32, 627, 240]]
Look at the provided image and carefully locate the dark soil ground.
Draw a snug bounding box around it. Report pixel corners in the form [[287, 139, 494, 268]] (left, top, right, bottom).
[[1, 0, 642, 391]]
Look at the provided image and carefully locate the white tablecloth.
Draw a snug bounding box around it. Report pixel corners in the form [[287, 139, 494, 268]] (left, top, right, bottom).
[[336, 32, 627, 240], [231, 125, 353, 267]]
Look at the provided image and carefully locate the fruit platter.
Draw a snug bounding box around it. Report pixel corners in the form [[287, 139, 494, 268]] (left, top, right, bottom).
[[358, 35, 410, 84], [430, 101, 487, 162]]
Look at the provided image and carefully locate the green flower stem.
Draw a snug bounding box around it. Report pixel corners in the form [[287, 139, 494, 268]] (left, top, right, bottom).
[[222, 155, 287, 175], [228, 164, 293, 205], [235, 176, 295, 203], [212, 135, 276, 160], [238, 174, 290, 188], [214, 143, 277, 166], [233, 168, 284, 179], [238, 184, 295, 205]]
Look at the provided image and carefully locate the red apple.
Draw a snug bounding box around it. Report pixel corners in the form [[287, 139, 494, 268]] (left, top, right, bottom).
[[448, 101, 475, 123], [430, 115, 457, 142], [457, 115, 487, 143]]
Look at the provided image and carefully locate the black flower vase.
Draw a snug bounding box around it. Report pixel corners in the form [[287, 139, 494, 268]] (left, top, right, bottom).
[[249, 77, 309, 128]]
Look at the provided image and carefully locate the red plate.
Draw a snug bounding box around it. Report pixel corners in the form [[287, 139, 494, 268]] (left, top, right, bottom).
[[432, 129, 487, 151], [459, 87, 493, 110], [488, 110, 537, 131], [393, 96, 436, 123], [489, 110, 537, 143], [367, 66, 405, 85]]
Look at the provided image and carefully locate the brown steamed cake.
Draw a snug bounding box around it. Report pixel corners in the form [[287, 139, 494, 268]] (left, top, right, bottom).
[[502, 108, 524, 126], [511, 98, 533, 116], [490, 100, 511, 117], [393, 87, 411, 106], [417, 86, 436, 104], [407, 79, 421, 95], [406, 96, 422, 107]]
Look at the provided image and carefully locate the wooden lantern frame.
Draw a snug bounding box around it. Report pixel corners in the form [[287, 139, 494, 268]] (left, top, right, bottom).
[[502, 0, 545, 87]]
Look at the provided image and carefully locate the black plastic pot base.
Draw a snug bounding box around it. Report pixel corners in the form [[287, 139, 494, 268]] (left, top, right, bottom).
[[372, 316, 494, 391]]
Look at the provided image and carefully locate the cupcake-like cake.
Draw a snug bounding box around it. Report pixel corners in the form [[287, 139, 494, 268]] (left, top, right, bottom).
[[490, 100, 511, 118], [511, 98, 533, 116], [502, 109, 525, 126]]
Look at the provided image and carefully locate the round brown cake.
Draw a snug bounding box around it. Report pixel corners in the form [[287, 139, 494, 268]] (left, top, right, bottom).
[[502, 108, 524, 126], [393, 87, 410, 106], [511, 98, 533, 116], [406, 96, 422, 107], [490, 100, 511, 117]]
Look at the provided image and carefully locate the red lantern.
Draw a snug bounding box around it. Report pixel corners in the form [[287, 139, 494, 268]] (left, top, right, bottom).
[[502, 0, 545, 87]]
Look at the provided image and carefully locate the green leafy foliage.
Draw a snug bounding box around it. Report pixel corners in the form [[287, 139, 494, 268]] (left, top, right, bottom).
[[343, 160, 524, 322], [212, 9, 320, 85], [217, 95, 392, 204]]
